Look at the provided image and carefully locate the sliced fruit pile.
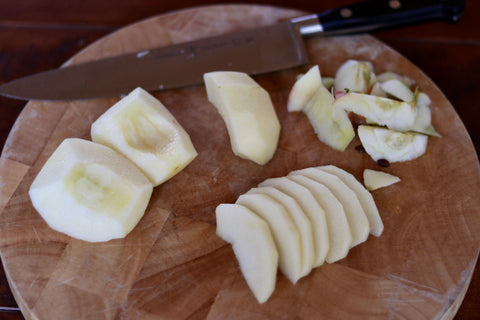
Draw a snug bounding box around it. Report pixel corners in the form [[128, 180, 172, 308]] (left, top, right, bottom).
[[288, 60, 440, 164], [216, 165, 383, 303], [29, 87, 197, 242]]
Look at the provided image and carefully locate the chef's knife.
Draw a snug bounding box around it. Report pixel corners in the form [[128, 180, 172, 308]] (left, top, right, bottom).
[[0, 0, 465, 101]]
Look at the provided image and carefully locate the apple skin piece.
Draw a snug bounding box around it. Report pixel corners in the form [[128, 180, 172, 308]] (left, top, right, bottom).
[[358, 125, 428, 163], [216, 203, 278, 304], [204, 71, 280, 165], [303, 86, 355, 152], [318, 165, 383, 237], [380, 79, 414, 103], [29, 138, 153, 243], [259, 177, 330, 267], [333, 92, 417, 132], [334, 60, 376, 93], [363, 169, 401, 191], [290, 168, 370, 248], [287, 65, 322, 112], [236, 193, 303, 284], [247, 186, 315, 276], [286, 175, 352, 263], [91, 87, 197, 187]]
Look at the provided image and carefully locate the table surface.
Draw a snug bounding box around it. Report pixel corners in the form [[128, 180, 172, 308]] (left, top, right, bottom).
[[0, 0, 478, 319]]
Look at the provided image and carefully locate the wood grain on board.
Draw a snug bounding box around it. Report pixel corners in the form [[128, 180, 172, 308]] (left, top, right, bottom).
[[0, 4, 479, 320]]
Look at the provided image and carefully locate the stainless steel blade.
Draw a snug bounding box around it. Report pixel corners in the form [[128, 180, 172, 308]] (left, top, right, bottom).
[[0, 22, 308, 101]]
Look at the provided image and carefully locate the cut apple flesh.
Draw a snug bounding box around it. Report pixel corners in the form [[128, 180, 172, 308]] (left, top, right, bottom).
[[380, 79, 414, 102], [216, 204, 278, 303], [286, 175, 352, 263], [318, 165, 383, 237], [91, 87, 197, 186], [204, 71, 280, 165], [303, 86, 355, 152], [334, 59, 375, 93], [29, 138, 153, 242], [259, 177, 329, 267], [247, 186, 315, 276], [290, 168, 370, 248], [358, 125, 428, 163], [363, 169, 401, 191], [287, 65, 322, 112], [236, 193, 303, 284]]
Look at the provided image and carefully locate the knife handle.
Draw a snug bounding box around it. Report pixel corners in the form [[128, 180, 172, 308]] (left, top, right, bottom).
[[294, 0, 465, 36]]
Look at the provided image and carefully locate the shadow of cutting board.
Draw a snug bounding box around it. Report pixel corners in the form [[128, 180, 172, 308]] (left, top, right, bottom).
[[1, 4, 479, 320]]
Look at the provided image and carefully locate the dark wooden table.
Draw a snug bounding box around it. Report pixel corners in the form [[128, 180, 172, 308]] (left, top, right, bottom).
[[0, 0, 478, 319]]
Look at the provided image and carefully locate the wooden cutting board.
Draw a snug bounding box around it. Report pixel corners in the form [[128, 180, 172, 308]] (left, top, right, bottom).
[[1, 5, 479, 320]]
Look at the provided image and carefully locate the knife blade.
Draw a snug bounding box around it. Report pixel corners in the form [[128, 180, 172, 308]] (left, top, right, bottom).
[[0, 0, 465, 101]]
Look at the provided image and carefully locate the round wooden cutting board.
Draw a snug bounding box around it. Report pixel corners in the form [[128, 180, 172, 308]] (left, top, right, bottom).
[[1, 5, 479, 320]]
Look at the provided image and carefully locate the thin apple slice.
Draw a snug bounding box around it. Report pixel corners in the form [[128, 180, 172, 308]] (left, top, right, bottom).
[[203, 71, 280, 165], [216, 203, 278, 303], [380, 79, 415, 102], [287, 65, 322, 112], [363, 169, 401, 191], [290, 168, 370, 248], [29, 138, 153, 242], [91, 87, 197, 186], [376, 71, 415, 87], [358, 125, 428, 163], [286, 175, 352, 263], [303, 86, 355, 151], [334, 60, 376, 93], [259, 177, 329, 267], [317, 165, 383, 237], [236, 193, 303, 284], [247, 187, 315, 276]]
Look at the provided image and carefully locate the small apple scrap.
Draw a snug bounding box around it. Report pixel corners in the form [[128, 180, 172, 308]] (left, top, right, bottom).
[[29, 88, 197, 242], [287, 60, 440, 164], [363, 169, 401, 191], [216, 165, 382, 303], [204, 71, 280, 165]]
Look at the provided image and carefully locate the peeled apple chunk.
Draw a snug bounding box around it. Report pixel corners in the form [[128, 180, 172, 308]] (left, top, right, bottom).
[[380, 79, 414, 103], [358, 125, 428, 163], [290, 168, 370, 248], [204, 71, 280, 165], [287, 65, 322, 111], [29, 138, 153, 242], [334, 59, 376, 93], [303, 86, 355, 152], [236, 193, 304, 284], [363, 169, 401, 191], [91, 87, 197, 186], [318, 165, 383, 237], [216, 204, 278, 303]]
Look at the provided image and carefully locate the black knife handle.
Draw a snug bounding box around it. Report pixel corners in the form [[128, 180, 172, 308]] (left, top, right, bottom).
[[294, 0, 465, 36]]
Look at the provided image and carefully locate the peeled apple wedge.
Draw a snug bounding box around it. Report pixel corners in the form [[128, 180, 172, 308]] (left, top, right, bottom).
[[380, 79, 415, 103], [287, 65, 322, 112], [91, 87, 197, 186], [291, 168, 370, 248], [303, 86, 355, 152], [334, 59, 376, 93], [363, 169, 401, 191], [204, 71, 280, 165], [247, 187, 315, 276], [358, 125, 428, 163], [236, 193, 303, 284], [29, 138, 153, 242], [287, 175, 352, 263], [318, 165, 383, 237], [216, 204, 278, 303], [259, 177, 329, 267]]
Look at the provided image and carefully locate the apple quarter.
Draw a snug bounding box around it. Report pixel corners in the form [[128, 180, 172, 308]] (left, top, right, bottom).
[[91, 87, 197, 186], [29, 138, 153, 242]]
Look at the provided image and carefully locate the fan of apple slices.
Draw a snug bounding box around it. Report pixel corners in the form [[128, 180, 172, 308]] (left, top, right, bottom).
[[287, 60, 441, 164], [216, 165, 383, 303]]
